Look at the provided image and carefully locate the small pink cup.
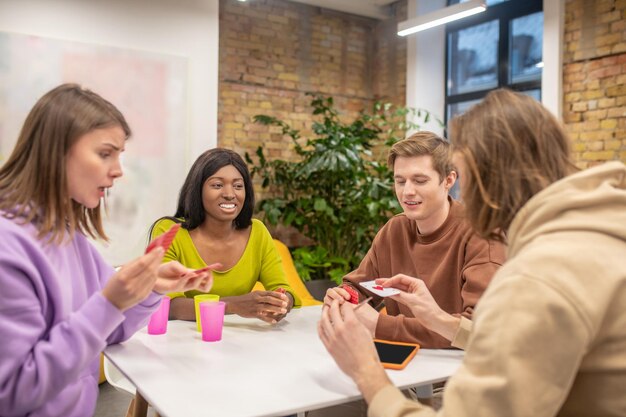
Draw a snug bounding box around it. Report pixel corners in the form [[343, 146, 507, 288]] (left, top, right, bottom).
[[147, 296, 171, 335], [199, 301, 226, 342]]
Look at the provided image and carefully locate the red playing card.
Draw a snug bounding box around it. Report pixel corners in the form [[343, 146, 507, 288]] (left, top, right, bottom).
[[373, 285, 384, 290], [341, 285, 359, 304], [146, 223, 181, 254]]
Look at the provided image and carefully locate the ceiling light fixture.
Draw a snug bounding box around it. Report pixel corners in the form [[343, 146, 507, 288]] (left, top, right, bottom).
[[397, 0, 486, 37]]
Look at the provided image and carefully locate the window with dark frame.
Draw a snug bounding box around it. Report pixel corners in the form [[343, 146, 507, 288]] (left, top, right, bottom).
[[445, 0, 543, 123]]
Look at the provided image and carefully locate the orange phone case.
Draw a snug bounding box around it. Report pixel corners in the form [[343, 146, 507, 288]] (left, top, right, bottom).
[[374, 339, 420, 370]]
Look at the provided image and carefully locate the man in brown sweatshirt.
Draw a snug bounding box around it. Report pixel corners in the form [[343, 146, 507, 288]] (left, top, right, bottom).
[[324, 131, 505, 349]]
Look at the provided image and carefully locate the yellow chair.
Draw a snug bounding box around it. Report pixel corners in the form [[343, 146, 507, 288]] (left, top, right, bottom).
[[252, 239, 322, 306]]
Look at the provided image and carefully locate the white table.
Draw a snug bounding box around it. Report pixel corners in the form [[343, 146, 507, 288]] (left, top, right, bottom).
[[105, 305, 463, 417]]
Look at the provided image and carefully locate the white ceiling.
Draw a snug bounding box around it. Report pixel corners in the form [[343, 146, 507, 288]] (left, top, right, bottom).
[[284, 0, 399, 20]]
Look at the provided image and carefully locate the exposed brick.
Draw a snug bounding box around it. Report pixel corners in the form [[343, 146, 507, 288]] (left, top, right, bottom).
[[569, 81, 585, 92], [582, 90, 604, 100], [580, 130, 614, 141], [607, 85, 626, 96], [564, 112, 582, 122], [600, 119, 618, 129], [598, 98, 616, 108], [614, 43, 626, 54], [587, 141, 605, 151], [565, 92, 582, 101], [564, 0, 626, 165], [595, 33, 622, 47], [596, 0, 615, 13], [586, 79, 601, 90], [584, 109, 608, 120], [605, 140, 622, 150], [610, 19, 626, 33], [599, 10, 621, 23], [607, 107, 626, 118], [582, 151, 615, 160]]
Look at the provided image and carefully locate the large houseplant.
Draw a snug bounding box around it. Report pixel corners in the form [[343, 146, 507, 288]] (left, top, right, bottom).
[[246, 94, 438, 287]]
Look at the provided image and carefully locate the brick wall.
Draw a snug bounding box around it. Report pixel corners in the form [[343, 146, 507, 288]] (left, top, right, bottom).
[[218, 0, 407, 244], [218, 0, 407, 159], [563, 0, 626, 168], [372, 1, 407, 103]]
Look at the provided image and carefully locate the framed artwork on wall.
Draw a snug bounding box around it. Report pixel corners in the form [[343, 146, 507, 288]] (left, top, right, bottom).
[[0, 31, 188, 265]]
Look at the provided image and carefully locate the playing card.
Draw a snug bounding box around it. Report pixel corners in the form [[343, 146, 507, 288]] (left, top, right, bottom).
[[359, 280, 400, 297], [146, 223, 181, 254], [341, 284, 359, 304], [181, 263, 221, 280]]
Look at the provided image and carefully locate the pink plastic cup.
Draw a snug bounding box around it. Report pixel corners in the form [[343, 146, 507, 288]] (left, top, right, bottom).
[[147, 296, 171, 335], [199, 301, 226, 342]]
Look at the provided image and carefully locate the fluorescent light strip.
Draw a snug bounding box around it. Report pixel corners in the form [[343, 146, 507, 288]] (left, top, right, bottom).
[[398, 1, 486, 37]]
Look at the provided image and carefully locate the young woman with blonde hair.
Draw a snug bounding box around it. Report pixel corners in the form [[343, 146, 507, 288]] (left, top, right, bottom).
[[0, 84, 214, 416]]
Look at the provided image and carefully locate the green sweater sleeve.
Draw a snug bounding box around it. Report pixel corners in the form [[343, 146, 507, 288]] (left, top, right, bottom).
[[150, 218, 300, 307], [255, 221, 302, 307]]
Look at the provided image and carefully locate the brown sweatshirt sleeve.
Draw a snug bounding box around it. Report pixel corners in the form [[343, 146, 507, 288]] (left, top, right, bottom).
[[373, 232, 505, 349], [459, 237, 506, 320]]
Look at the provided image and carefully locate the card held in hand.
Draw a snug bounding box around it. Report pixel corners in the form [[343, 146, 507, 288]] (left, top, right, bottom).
[[146, 223, 181, 254], [359, 280, 400, 297]]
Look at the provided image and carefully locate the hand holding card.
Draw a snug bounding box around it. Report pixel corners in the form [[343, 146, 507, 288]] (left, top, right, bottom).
[[181, 263, 222, 280], [359, 280, 401, 297], [341, 284, 360, 304]]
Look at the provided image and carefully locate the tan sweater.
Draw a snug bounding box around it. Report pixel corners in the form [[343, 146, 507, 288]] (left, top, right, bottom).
[[368, 161, 626, 417], [345, 199, 505, 348]]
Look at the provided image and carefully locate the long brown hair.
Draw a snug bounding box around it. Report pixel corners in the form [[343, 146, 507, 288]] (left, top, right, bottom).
[[0, 83, 131, 243], [449, 89, 576, 241]]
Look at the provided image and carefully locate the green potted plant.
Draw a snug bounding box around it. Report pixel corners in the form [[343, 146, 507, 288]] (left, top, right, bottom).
[[246, 94, 438, 299]]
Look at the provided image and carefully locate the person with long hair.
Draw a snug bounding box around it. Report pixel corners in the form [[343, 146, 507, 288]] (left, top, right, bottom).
[[318, 89, 626, 417], [0, 84, 215, 417], [150, 148, 300, 324]]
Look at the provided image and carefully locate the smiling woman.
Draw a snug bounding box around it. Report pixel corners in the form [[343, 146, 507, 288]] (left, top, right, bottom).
[[148, 148, 302, 325]]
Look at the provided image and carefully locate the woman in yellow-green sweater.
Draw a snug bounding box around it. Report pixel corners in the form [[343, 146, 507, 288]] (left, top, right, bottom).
[[150, 148, 300, 324]]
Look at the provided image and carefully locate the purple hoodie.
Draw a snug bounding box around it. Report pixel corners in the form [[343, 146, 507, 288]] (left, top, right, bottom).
[[0, 215, 161, 417]]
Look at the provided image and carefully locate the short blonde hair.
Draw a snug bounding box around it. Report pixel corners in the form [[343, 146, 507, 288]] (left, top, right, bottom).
[[387, 131, 454, 182]]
